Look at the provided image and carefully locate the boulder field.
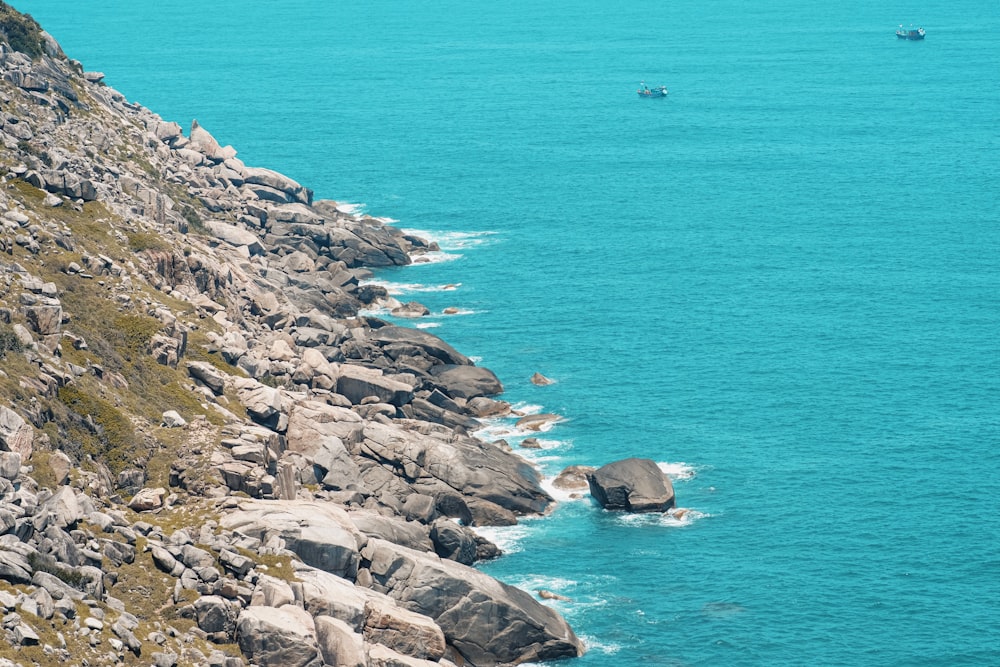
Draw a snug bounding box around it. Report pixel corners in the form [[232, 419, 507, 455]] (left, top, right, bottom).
[[0, 9, 585, 667]]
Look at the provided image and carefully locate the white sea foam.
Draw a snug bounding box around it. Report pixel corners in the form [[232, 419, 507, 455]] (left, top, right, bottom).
[[510, 402, 545, 416], [473, 416, 557, 443], [579, 635, 622, 655], [401, 228, 500, 251], [360, 280, 462, 295], [471, 522, 534, 555], [616, 508, 710, 528], [540, 477, 588, 504], [438, 307, 479, 316], [356, 306, 391, 317], [414, 321, 441, 329], [334, 202, 364, 216], [410, 250, 463, 265], [657, 461, 697, 481]]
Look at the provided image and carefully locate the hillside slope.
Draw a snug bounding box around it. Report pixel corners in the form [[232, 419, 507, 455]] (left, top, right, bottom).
[[0, 5, 583, 666]]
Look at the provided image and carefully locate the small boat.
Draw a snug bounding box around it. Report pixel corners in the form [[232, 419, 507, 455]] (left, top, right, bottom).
[[637, 83, 668, 98], [896, 25, 925, 40]]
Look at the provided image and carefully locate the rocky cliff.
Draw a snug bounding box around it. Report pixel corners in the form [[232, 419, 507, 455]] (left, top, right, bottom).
[[0, 5, 584, 666]]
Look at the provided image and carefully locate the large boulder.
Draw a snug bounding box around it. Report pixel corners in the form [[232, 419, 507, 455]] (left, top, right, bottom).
[[314, 616, 366, 667], [236, 605, 323, 667], [368, 326, 471, 366], [363, 593, 447, 661], [219, 499, 364, 579], [586, 457, 675, 512], [428, 364, 504, 399], [361, 538, 584, 666], [233, 378, 289, 431], [0, 407, 35, 458], [243, 167, 311, 205], [284, 400, 364, 489], [295, 564, 368, 630], [336, 364, 414, 407], [359, 421, 553, 521]]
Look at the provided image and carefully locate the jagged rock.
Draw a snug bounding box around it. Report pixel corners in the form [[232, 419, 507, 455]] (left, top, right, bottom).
[[150, 544, 185, 577], [250, 574, 295, 608], [243, 167, 311, 205], [236, 605, 323, 667], [530, 372, 555, 385], [22, 299, 62, 335], [189, 120, 236, 162], [359, 421, 552, 521], [361, 538, 584, 665], [366, 644, 457, 667], [390, 301, 430, 318], [586, 457, 675, 512], [31, 570, 85, 600], [13, 622, 39, 645], [233, 378, 288, 431], [515, 412, 562, 431], [295, 564, 368, 630], [284, 400, 363, 489], [368, 326, 471, 366], [429, 519, 478, 565], [349, 512, 433, 554], [205, 220, 265, 254], [150, 333, 182, 367], [0, 543, 32, 583]]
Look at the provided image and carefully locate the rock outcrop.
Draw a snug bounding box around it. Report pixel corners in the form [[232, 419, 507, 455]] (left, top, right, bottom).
[[0, 6, 587, 667], [587, 458, 676, 512]]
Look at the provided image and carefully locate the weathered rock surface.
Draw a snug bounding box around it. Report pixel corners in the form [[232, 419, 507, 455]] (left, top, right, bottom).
[[0, 10, 593, 667], [586, 457, 675, 512], [362, 538, 585, 665]]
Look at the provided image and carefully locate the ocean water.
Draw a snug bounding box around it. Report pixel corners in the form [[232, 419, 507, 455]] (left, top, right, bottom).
[[14, 1, 1000, 665]]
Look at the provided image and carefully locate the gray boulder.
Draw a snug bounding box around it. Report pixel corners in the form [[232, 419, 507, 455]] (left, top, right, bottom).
[[368, 326, 471, 366], [0, 407, 34, 457], [219, 500, 364, 579], [295, 564, 367, 630], [586, 457, 675, 512], [236, 605, 323, 667], [428, 364, 503, 399], [363, 593, 446, 661], [336, 364, 414, 407], [186, 360, 227, 395], [361, 538, 584, 666], [360, 421, 553, 522], [314, 615, 366, 667]]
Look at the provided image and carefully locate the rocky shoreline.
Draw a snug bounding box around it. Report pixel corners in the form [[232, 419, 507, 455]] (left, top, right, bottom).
[[0, 7, 678, 666]]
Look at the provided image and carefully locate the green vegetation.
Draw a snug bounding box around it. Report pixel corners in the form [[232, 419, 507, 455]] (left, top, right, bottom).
[[27, 551, 87, 588], [0, 323, 23, 358], [57, 384, 143, 475], [127, 230, 172, 253], [0, 2, 45, 59]]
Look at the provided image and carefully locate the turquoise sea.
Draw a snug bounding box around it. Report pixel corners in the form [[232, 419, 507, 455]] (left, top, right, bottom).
[[14, 1, 1000, 665]]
